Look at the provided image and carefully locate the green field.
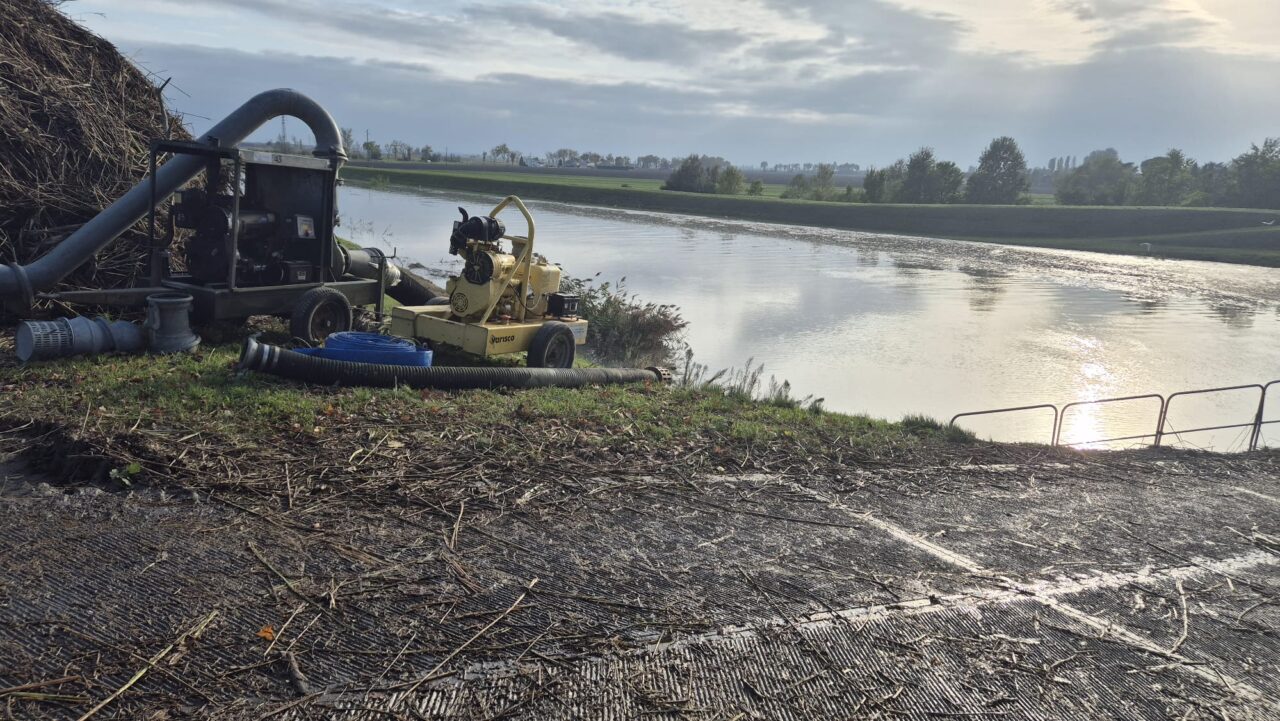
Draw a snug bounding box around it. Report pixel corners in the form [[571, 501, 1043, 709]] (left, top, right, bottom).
[[344, 166, 1280, 267], [360, 167, 793, 198]]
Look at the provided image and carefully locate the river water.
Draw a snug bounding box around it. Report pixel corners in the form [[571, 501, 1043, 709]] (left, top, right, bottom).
[[341, 183, 1280, 450]]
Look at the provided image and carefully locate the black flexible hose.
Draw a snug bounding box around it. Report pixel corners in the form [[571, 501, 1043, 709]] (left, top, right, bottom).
[[239, 337, 667, 389]]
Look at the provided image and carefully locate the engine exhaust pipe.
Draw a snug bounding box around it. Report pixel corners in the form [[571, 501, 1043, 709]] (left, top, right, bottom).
[[0, 89, 347, 308]]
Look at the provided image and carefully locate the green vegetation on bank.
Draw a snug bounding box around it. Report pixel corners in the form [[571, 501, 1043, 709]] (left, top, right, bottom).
[[344, 165, 1280, 267], [0, 337, 968, 489], [1056, 142, 1280, 209]]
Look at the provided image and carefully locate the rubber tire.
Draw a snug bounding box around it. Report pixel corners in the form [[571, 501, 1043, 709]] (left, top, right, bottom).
[[426, 296, 451, 306], [290, 287, 353, 345], [527, 321, 576, 368]]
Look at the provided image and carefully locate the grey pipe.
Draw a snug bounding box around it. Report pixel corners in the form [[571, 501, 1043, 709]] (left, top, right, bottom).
[[0, 89, 346, 307]]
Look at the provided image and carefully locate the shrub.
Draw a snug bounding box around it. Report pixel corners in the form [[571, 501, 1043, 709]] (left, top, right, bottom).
[[679, 352, 824, 412], [560, 275, 688, 366]]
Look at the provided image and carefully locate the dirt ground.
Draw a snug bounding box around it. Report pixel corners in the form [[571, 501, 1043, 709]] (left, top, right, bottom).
[[1, 428, 1277, 720]]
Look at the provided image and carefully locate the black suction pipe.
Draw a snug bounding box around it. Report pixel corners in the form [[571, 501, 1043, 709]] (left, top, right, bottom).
[[239, 337, 667, 390], [0, 89, 346, 307]]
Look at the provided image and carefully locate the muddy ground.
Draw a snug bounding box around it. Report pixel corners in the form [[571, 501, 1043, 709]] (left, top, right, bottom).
[[1, 428, 1277, 720]]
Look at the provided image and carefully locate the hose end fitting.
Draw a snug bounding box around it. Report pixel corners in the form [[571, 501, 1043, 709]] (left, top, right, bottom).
[[647, 367, 674, 383]]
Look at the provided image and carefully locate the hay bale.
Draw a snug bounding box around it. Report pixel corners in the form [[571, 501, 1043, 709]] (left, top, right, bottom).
[[0, 0, 188, 292]]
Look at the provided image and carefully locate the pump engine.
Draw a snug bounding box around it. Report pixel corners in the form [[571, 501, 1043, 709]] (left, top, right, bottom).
[[172, 150, 397, 289], [445, 206, 566, 323]]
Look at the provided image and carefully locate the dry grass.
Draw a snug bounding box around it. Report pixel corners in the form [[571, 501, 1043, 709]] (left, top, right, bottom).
[[0, 0, 188, 296]]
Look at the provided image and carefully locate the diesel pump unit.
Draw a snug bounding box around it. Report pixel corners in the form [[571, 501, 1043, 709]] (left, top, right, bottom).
[[390, 196, 587, 367]]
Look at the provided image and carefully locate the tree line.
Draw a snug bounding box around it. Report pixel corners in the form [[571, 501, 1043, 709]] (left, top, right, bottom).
[[664, 137, 1031, 205], [1054, 143, 1280, 209], [664, 136, 1280, 209]]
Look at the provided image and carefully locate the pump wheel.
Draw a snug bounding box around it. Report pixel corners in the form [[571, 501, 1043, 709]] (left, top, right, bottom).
[[290, 287, 352, 345], [527, 322, 576, 368]]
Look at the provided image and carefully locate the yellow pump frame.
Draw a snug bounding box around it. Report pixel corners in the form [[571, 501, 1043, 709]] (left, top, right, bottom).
[[389, 195, 588, 359]]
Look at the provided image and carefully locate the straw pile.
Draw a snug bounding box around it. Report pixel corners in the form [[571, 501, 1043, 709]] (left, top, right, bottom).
[[0, 0, 188, 292]]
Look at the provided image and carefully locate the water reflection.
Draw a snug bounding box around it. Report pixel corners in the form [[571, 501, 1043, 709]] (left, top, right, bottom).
[[341, 184, 1280, 449]]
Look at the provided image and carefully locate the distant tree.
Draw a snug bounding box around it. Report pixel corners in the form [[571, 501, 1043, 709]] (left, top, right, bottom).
[[1055, 149, 1137, 205], [965, 137, 1029, 204], [637, 154, 662, 169], [1187, 161, 1233, 207], [897, 149, 936, 203], [779, 173, 811, 199], [340, 127, 356, 156], [1134, 149, 1194, 206], [747, 180, 765, 196], [581, 151, 603, 166], [811, 163, 836, 201], [716, 165, 745, 194], [863, 160, 907, 203], [862, 168, 887, 203], [663, 155, 714, 193], [361, 140, 382, 160], [553, 148, 579, 166], [934, 161, 965, 203], [1228, 138, 1280, 209], [386, 140, 412, 160], [760, 161, 768, 171], [898, 148, 958, 203], [491, 143, 512, 163]]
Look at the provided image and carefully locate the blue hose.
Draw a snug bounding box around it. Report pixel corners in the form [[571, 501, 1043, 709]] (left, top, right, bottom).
[[293, 331, 432, 367], [240, 336, 666, 389]]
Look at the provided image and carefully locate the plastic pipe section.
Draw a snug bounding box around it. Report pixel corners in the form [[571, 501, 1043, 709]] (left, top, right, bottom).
[[239, 336, 668, 390], [15, 316, 145, 362], [0, 89, 347, 307]]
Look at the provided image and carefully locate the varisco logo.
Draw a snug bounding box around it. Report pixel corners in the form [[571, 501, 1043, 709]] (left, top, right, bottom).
[[490, 334, 516, 345]]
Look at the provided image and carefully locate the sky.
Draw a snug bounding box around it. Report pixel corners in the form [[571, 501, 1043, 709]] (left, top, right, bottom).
[[69, 0, 1280, 168]]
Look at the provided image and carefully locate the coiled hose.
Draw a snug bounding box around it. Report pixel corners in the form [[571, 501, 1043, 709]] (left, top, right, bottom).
[[240, 336, 669, 389]]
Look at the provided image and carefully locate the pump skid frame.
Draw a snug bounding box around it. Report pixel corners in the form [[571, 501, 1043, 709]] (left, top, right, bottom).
[[391, 304, 586, 358]]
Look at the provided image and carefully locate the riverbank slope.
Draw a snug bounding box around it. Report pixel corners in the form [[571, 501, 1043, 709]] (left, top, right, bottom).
[[2, 337, 1278, 719], [344, 165, 1280, 267]]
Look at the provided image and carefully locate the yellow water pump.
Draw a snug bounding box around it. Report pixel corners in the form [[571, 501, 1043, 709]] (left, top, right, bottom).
[[389, 196, 588, 367]]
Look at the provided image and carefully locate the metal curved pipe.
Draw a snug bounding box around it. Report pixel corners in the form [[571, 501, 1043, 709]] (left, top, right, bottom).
[[0, 89, 346, 306]]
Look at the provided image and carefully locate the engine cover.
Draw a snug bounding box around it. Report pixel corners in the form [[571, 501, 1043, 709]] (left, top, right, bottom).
[[447, 278, 502, 323]]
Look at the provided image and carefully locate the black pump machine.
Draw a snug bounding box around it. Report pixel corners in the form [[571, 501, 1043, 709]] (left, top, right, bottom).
[[43, 139, 399, 344]]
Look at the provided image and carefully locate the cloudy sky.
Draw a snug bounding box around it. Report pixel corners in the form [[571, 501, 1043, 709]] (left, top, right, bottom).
[[71, 0, 1280, 168]]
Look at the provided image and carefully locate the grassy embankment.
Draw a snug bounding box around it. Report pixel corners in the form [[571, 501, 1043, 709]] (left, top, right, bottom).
[[345, 166, 1280, 267], [0, 331, 972, 493]]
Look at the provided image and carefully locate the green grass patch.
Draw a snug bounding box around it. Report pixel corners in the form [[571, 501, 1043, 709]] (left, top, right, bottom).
[[0, 337, 976, 494]]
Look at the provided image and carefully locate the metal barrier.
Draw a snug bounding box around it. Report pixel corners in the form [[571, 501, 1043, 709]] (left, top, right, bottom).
[[1251, 380, 1280, 451], [1155, 384, 1263, 448], [950, 380, 1280, 452], [949, 404, 1059, 445], [1054, 394, 1165, 447]]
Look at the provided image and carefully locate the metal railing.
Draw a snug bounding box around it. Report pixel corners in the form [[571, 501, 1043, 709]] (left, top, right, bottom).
[[950, 379, 1280, 451]]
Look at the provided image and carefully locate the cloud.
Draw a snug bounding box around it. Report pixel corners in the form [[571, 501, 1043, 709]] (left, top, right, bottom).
[[76, 0, 1280, 168], [471, 6, 750, 64], [195, 0, 462, 51]]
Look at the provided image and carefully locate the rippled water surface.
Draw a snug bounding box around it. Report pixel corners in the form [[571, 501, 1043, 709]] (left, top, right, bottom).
[[342, 184, 1280, 450]]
